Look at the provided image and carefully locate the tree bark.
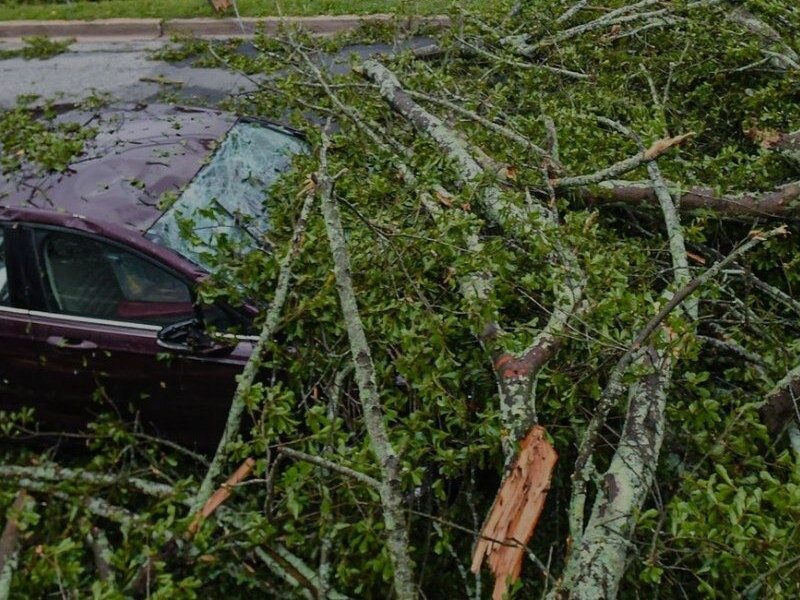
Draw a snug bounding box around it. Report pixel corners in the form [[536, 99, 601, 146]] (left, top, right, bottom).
[[317, 132, 417, 600], [558, 349, 670, 598], [579, 179, 800, 218], [192, 191, 316, 512], [0, 491, 31, 600], [760, 363, 800, 435]]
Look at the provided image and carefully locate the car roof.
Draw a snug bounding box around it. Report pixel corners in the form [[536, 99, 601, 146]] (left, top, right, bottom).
[[0, 103, 237, 233]]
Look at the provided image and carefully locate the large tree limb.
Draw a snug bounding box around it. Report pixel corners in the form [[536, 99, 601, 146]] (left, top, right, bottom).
[[575, 225, 786, 463], [191, 190, 316, 512], [359, 59, 543, 236], [557, 347, 671, 599], [359, 60, 587, 597], [558, 226, 785, 598], [0, 491, 31, 600], [317, 131, 416, 600], [362, 58, 588, 446], [557, 116, 696, 597], [579, 179, 800, 218]]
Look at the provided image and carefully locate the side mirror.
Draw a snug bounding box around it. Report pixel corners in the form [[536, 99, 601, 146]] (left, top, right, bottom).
[[157, 319, 235, 357]]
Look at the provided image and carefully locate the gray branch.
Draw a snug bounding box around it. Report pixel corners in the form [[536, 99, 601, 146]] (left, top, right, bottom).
[[317, 131, 417, 600], [191, 190, 317, 512]]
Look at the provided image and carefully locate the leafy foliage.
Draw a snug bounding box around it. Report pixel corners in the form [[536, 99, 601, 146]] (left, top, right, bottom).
[[0, 97, 95, 172], [0, 35, 73, 60], [1, 1, 799, 598]]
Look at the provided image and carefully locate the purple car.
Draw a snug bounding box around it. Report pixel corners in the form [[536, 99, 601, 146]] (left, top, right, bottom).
[[0, 104, 305, 446]]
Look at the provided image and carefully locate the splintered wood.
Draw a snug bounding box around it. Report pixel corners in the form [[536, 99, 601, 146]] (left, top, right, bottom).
[[209, 0, 233, 12], [187, 457, 256, 538], [471, 426, 558, 600]]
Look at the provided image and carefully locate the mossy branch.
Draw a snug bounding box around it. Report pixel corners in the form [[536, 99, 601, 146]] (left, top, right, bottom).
[[317, 129, 417, 600]]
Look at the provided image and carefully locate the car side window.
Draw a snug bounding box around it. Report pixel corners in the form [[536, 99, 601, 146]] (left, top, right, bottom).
[[0, 228, 9, 306], [40, 231, 195, 326]]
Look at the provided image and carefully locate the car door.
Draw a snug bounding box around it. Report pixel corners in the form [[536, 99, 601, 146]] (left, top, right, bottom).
[[0, 223, 40, 413], [23, 225, 251, 447], [23, 226, 200, 437]]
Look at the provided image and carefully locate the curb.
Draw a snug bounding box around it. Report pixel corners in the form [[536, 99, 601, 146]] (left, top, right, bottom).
[[0, 15, 449, 41]]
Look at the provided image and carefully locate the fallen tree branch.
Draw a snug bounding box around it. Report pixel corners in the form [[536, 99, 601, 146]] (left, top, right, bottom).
[[317, 129, 417, 600], [277, 446, 381, 489], [557, 113, 701, 597], [760, 363, 800, 436], [692, 242, 800, 317], [550, 132, 694, 188], [455, 37, 590, 80], [567, 225, 787, 554], [557, 0, 589, 24], [359, 58, 541, 236], [191, 190, 317, 512], [504, 0, 666, 56], [602, 116, 695, 318], [579, 179, 800, 218], [87, 526, 115, 584], [0, 463, 331, 596], [0, 464, 173, 499], [404, 88, 550, 159], [0, 491, 31, 600], [557, 346, 671, 599]]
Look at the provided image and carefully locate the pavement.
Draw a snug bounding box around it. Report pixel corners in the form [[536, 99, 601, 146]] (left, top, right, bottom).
[[0, 40, 255, 107], [0, 36, 434, 108]]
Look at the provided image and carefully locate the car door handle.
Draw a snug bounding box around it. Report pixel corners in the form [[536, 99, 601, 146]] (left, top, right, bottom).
[[46, 336, 98, 350]]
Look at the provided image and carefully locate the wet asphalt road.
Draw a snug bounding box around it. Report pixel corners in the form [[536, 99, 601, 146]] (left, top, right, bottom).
[[0, 37, 432, 108]]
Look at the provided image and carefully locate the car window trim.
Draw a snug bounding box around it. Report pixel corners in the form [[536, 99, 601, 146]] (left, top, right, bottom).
[[28, 308, 162, 332], [0, 304, 258, 344], [0, 305, 29, 317], [0, 302, 162, 333], [0, 221, 34, 310]]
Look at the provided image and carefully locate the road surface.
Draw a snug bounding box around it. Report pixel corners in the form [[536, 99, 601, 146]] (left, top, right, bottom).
[[0, 38, 430, 108]]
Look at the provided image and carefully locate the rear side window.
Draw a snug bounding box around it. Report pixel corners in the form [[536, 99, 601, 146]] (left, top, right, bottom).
[[40, 231, 195, 326], [0, 228, 8, 306]]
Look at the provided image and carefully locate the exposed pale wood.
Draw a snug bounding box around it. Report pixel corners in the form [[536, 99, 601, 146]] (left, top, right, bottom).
[[188, 457, 256, 537], [209, 0, 233, 12], [471, 426, 558, 600]]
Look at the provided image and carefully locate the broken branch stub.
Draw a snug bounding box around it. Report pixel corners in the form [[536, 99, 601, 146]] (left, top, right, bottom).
[[471, 426, 558, 600], [187, 457, 256, 538], [209, 0, 233, 12]]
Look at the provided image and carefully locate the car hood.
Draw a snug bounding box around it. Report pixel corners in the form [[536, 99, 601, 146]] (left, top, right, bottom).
[[0, 103, 237, 233]]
